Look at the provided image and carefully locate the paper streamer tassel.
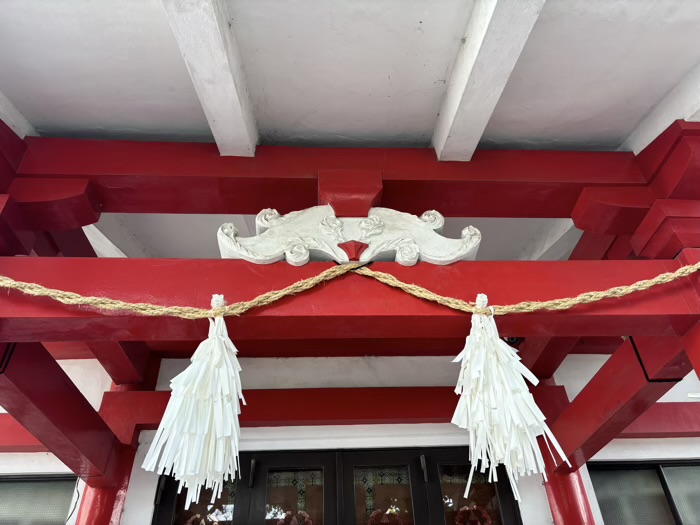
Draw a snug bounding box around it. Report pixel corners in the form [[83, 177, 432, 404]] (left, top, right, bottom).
[[451, 294, 569, 500], [143, 294, 245, 509]]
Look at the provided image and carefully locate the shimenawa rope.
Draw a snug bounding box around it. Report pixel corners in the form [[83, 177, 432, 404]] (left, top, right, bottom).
[[0, 259, 699, 318]]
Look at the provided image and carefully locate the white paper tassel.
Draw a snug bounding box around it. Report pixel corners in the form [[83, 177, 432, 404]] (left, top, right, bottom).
[[142, 294, 245, 509], [452, 294, 569, 500]]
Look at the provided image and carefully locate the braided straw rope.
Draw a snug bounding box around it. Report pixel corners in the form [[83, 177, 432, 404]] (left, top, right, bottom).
[[0, 260, 699, 318]]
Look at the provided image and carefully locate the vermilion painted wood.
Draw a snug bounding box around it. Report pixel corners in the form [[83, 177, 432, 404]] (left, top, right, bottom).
[[681, 323, 700, 380], [568, 231, 615, 260], [631, 200, 700, 257], [88, 341, 150, 385], [621, 403, 700, 438], [519, 337, 579, 379], [0, 342, 118, 485], [0, 195, 34, 255], [0, 118, 26, 173], [99, 387, 457, 446], [572, 187, 653, 235], [41, 341, 95, 359], [605, 235, 634, 260], [16, 138, 645, 218], [318, 169, 383, 217], [0, 414, 47, 452], [532, 384, 596, 525], [632, 336, 691, 380], [650, 136, 700, 199], [0, 258, 697, 342], [550, 338, 689, 472], [636, 120, 700, 182], [9, 178, 100, 230], [50, 228, 97, 257], [76, 445, 135, 525]]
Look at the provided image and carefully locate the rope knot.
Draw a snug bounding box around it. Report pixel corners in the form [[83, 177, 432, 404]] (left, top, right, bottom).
[[211, 294, 226, 309]]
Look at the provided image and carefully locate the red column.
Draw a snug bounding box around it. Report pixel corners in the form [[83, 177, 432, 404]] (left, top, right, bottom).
[[533, 384, 597, 525]]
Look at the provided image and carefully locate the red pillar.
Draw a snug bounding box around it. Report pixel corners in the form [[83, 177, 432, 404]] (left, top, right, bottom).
[[0, 342, 121, 486], [533, 384, 597, 525]]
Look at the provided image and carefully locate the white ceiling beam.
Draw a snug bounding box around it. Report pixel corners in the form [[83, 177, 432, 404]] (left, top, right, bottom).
[[161, 0, 258, 156], [432, 0, 545, 161], [622, 62, 700, 154], [0, 90, 37, 138]]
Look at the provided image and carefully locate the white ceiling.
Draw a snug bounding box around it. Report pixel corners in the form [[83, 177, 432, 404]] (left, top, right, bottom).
[[0, 0, 211, 141], [229, 0, 474, 146], [482, 0, 700, 150], [1, 0, 699, 149]]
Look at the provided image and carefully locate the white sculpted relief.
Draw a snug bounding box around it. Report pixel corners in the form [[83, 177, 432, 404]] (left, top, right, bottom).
[[218, 205, 480, 266]]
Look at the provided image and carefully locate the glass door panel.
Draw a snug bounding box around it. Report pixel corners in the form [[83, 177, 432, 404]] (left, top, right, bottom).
[[265, 469, 324, 525], [439, 465, 501, 525], [353, 466, 414, 525]]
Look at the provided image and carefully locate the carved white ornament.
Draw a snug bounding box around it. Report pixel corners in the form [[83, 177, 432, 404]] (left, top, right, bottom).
[[218, 205, 481, 266]]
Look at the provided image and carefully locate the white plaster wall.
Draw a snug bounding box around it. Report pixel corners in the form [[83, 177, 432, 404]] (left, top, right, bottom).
[[157, 356, 460, 391], [121, 431, 159, 525]]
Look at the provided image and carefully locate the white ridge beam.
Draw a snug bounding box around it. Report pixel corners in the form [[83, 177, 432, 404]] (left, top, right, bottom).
[[0, 90, 37, 138], [622, 62, 700, 154], [432, 0, 545, 161], [162, 0, 258, 156]]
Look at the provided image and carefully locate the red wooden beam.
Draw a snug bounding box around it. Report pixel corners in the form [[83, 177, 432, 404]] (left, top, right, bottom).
[[550, 337, 691, 472], [621, 403, 700, 438], [0, 257, 698, 344], [636, 120, 700, 182], [15, 138, 645, 218], [519, 337, 579, 379], [0, 414, 47, 452], [0, 342, 120, 486], [87, 341, 150, 385], [100, 387, 457, 446]]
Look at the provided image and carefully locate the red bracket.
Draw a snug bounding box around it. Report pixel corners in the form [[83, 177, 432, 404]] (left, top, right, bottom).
[[318, 169, 382, 217]]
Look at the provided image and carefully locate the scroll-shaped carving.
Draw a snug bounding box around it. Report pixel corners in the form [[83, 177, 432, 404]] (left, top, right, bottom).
[[218, 205, 480, 266]]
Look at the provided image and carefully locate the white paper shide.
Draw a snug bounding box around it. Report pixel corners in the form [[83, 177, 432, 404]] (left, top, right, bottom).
[[142, 294, 245, 508], [451, 294, 569, 500]]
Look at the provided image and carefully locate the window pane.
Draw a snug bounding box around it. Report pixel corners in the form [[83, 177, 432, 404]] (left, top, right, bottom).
[[590, 469, 675, 525], [266, 469, 324, 525], [662, 465, 700, 523], [0, 478, 76, 525], [354, 466, 414, 525], [439, 465, 502, 525], [174, 479, 237, 524]]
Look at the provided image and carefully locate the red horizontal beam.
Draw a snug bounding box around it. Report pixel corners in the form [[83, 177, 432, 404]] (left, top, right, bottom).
[[621, 402, 700, 438], [0, 257, 698, 343], [100, 387, 456, 446], [16, 138, 644, 218], [99, 386, 699, 448], [0, 414, 47, 452]]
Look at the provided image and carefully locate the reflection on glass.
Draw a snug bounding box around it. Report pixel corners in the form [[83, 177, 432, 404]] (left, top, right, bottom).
[[174, 479, 236, 524], [265, 469, 323, 525], [439, 465, 501, 525], [354, 466, 414, 525]]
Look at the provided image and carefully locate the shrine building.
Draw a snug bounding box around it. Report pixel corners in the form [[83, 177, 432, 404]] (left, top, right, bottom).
[[1, 1, 700, 524]]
